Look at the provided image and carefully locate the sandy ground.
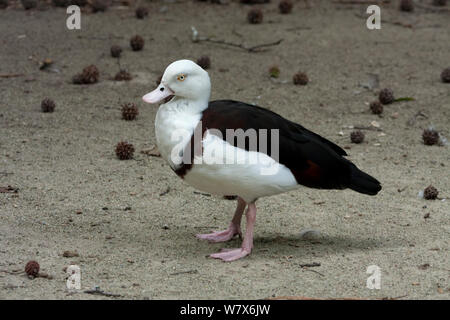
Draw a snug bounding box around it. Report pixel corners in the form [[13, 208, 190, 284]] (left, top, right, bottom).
[[0, 0, 449, 300]]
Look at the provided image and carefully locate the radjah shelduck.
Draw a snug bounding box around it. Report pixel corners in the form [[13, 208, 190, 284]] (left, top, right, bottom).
[[142, 60, 381, 262]]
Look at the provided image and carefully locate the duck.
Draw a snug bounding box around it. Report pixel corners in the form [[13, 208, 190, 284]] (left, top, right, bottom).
[[142, 59, 381, 262]]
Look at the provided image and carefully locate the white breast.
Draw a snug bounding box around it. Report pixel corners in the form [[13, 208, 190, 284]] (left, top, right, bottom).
[[184, 131, 299, 203], [155, 100, 202, 170]]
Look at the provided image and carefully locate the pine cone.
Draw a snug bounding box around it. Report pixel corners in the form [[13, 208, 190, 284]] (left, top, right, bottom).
[[121, 103, 139, 121], [21, 0, 37, 9], [25, 261, 40, 277], [399, 0, 414, 11], [369, 101, 383, 115], [279, 0, 293, 14], [247, 9, 263, 24], [379, 88, 395, 104], [350, 130, 365, 144], [135, 7, 148, 19], [293, 72, 309, 85], [422, 128, 439, 146], [130, 35, 145, 51], [440, 67, 450, 83], [423, 185, 438, 200], [115, 141, 135, 160], [110, 45, 122, 58], [80, 65, 99, 84], [114, 70, 132, 81], [41, 98, 56, 113]]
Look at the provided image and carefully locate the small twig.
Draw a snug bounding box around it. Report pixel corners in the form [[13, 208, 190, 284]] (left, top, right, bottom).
[[159, 186, 170, 197], [384, 20, 414, 28], [300, 262, 323, 276], [353, 125, 383, 132], [247, 39, 284, 53], [84, 287, 122, 298], [0, 269, 24, 275], [196, 38, 241, 50], [193, 191, 211, 197], [299, 262, 321, 268], [0, 186, 19, 193], [170, 270, 198, 276], [0, 74, 24, 78], [191, 26, 283, 53]]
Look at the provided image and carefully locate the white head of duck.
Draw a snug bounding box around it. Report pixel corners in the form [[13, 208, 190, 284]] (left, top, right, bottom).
[[142, 60, 211, 108]]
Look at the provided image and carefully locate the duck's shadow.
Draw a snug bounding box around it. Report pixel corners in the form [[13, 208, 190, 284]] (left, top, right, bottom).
[[181, 230, 392, 257], [256, 233, 386, 256]]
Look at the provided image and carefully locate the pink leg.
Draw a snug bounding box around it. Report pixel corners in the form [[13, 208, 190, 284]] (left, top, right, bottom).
[[210, 202, 257, 262], [196, 198, 246, 242]]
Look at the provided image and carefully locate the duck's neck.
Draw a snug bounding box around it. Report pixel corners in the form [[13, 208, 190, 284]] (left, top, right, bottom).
[[170, 95, 210, 115], [155, 96, 209, 169]]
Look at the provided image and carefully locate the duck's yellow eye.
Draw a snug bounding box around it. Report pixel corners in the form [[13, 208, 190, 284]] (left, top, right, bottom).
[[177, 74, 186, 81]]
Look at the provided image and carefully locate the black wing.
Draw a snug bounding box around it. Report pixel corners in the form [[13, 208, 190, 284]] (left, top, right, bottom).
[[200, 100, 380, 194]]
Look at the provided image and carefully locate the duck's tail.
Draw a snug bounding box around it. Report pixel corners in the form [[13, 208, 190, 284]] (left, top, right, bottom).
[[348, 165, 381, 195]]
